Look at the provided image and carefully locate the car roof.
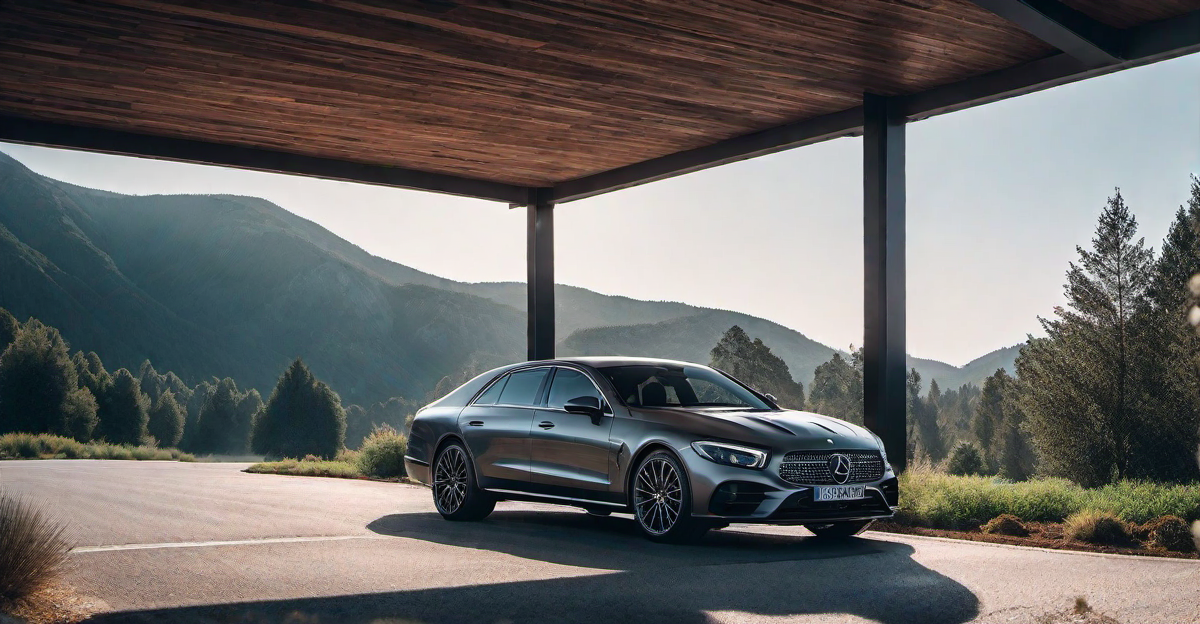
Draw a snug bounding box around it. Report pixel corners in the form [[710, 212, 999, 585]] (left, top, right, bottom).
[[528, 356, 706, 369]]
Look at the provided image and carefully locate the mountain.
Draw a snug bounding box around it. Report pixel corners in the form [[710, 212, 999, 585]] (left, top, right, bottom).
[[0, 150, 1013, 403]]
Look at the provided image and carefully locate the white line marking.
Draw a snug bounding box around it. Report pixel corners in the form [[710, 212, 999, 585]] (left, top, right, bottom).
[[72, 534, 380, 553]]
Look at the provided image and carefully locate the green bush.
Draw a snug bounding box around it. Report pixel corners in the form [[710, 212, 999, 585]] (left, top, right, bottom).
[[0, 433, 193, 462], [898, 464, 1200, 530], [944, 442, 985, 477], [0, 491, 70, 604], [251, 359, 346, 460], [355, 425, 407, 479], [1064, 510, 1133, 545]]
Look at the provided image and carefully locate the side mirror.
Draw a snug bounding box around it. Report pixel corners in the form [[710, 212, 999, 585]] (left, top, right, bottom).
[[764, 393, 779, 404], [564, 396, 604, 424]]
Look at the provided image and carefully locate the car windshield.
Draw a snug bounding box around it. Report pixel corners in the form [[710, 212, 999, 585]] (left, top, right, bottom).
[[597, 364, 772, 410]]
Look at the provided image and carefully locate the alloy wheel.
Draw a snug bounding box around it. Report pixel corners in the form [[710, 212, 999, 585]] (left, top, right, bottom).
[[634, 456, 683, 535], [433, 445, 468, 515]]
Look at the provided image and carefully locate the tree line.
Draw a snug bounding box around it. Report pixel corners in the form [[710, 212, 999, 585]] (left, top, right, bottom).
[[0, 311, 417, 459], [711, 179, 1200, 486]]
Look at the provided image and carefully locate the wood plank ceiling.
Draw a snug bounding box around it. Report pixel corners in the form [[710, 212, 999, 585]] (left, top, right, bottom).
[[0, 0, 1191, 187]]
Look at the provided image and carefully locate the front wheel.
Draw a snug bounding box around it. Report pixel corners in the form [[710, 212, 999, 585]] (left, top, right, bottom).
[[805, 520, 873, 538], [432, 443, 494, 521], [632, 451, 708, 543]]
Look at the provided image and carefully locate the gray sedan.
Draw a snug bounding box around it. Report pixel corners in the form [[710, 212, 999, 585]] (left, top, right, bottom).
[[404, 357, 898, 543]]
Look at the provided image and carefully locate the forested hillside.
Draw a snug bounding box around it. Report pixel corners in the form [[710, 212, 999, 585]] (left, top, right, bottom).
[[0, 150, 1006, 403]]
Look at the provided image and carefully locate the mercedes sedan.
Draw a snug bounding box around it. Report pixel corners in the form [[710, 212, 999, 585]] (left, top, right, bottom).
[[404, 357, 898, 542]]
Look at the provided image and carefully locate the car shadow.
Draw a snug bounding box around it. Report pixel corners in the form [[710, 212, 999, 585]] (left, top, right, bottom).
[[85, 509, 980, 624]]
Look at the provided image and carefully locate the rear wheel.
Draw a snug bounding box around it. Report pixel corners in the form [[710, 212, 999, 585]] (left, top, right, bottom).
[[805, 520, 873, 538], [632, 451, 708, 543], [432, 443, 494, 521]]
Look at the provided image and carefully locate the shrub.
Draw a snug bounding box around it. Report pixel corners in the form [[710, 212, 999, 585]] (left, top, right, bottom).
[[944, 442, 985, 476], [0, 492, 70, 604], [1140, 515, 1194, 552], [355, 425, 407, 479], [981, 514, 1029, 537], [1064, 510, 1133, 545]]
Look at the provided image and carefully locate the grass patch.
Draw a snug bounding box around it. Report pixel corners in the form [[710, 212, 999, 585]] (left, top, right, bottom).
[[898, 464, 1200, 530], [247, 426, 409, 481], [0, 491, 70, 606], [245, 458, 363, 479], [0, 433, 194, 462], [1063, 510, 1133, 546]]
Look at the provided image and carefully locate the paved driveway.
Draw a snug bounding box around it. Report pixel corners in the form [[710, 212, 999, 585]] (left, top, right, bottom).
[[2, 460, 1197, 623]]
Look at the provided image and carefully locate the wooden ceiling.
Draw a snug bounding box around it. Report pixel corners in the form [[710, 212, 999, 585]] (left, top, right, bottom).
[[0, 0, 1196, 196]]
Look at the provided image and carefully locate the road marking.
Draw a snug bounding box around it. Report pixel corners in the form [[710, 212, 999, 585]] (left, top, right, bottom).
[[72, 534, 381, 554]]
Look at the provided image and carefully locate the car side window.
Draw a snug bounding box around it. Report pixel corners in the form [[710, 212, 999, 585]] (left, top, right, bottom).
[[546, 368, 601, 410], [472, 375, 508, 405], [496, 368, 549, 406]]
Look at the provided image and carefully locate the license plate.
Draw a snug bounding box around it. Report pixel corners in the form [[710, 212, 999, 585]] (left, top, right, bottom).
[[814, 485, 866, 501]]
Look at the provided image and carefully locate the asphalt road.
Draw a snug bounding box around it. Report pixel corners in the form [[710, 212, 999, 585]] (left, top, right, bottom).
[[2, 460, 1197, 624]]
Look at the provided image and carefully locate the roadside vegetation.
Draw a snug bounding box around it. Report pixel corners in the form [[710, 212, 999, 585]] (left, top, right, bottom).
[[0, 433, 194, 461], [247, 424, 408, 481], [0, 491, 70, 608]]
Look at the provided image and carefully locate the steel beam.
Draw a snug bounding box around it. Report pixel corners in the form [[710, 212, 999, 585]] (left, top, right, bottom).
[[0, 115, 529, 204], [527, 188, 555, 361], [966, 0, 1124, 67], [862, 93, 907, 473]]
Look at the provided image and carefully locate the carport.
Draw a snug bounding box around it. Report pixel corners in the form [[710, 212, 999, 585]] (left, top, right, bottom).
[[2, 0, 1198, 471]]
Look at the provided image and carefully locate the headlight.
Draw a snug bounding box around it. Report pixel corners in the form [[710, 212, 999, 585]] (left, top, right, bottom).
[[691, 441, 768, 469], [871, 432, 889, 466]]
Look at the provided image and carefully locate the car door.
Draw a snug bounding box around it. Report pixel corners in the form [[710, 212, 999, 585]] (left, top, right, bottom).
[[457, 367, 550, 490], [528, 366, 616, 497]]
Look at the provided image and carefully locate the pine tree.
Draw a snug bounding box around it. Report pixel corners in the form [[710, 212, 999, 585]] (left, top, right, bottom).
[[72, 351, 109, 399], [180, 379, 214, 451], [0, 320, 97, 439], [0, 307, 18, 354], [710, 325, 805, 409], [976, 369, 1035, 479], [1017, 190, 1156, 485], [192, 378, 254, 455], [906, 368, 945, 463], [808, 349, 864, 424], [252, 358, 346, 459], [95, 368, 149, 445], [147, 390, 185, 447]]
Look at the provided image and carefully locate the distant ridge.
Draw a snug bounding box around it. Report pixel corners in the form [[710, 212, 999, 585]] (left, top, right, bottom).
[[0, 150, 1018, 402]]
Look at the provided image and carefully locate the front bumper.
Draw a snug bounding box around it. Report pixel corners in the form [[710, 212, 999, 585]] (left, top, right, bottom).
[[681, 446, 898, 524]]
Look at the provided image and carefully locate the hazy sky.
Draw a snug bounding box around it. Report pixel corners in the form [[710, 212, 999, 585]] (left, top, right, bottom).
[[3, 54, 1198, 366]]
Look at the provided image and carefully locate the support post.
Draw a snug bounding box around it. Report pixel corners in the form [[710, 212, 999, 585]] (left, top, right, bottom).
[[862, 93, 907, 473], [527, 188, 555, 361]]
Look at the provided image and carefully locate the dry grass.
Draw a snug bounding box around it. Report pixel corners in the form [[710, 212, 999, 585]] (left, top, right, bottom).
[[0, 433, 194, 462], [1139, 515, 1195, 552], [244, 458, 363, 479], [980, 514, 1029, 537], [0, 493, 71, 608]]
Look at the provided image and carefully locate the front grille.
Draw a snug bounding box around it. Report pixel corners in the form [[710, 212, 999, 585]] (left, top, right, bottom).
[[779, 450, 884, 485]]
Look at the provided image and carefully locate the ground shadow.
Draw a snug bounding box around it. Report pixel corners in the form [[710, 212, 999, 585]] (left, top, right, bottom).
[[86, 509, 980, 624]]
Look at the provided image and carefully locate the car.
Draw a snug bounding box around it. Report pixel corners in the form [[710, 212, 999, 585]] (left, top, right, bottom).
[[404, 357, 898, 542]]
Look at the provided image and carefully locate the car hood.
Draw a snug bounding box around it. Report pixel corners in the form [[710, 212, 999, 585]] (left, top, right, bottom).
[[634, 407, 881, 452]]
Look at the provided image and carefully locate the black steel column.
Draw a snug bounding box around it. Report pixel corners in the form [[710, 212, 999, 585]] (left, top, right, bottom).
[[862, 93, 907, 473], [527, 188, 555, 361]]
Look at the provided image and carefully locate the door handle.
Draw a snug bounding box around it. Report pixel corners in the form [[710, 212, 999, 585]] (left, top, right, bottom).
[[467, 421, 484, 427], [538, 421, 555, 429]]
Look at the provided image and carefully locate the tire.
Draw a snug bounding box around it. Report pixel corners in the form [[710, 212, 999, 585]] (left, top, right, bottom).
[[632, 450, 708, 543], [805, 520, 873, 538], [432, 442, 495, 521]]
